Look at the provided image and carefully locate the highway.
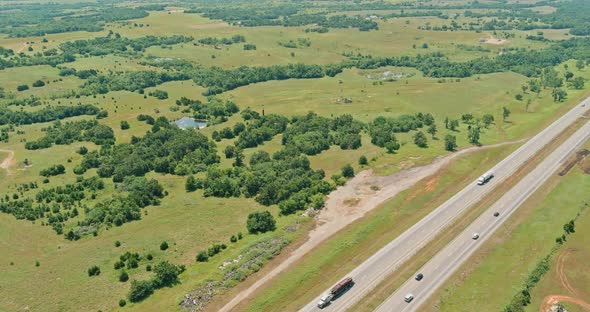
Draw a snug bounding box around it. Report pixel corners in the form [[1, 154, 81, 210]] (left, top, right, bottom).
[[299, 97, 590, 312], [375, 118, 590, 312]]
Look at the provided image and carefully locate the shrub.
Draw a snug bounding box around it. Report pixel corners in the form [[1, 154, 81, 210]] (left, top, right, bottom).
[[230, 235, 238, 243], [341, 164, 354, 178], [119, 299, 126, 307], [196, 251, 209, 262], [114, 260, 125, 270], [128, 280, 154, 302], [246, 211, 276, 234], [146, 254, 153, 261], [88, 265, 101, 276], [146, 265, 152, 271], [115, 240, 121, 247], [119, 271, 129, 282], [32, 80, 45, 87], [160, 241, 169, 251], [120, 121, 130, 130], [358, 155, 368, 165], [17, 85, 29, 91]]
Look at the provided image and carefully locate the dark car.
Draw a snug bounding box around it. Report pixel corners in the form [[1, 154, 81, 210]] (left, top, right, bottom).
[[415, 273, 424, 281], [493, 212, 500, 217]]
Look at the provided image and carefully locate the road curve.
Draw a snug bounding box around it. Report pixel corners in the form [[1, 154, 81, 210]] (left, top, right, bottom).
[[375, 119, 590, 312], [298, 98, 590, 312]]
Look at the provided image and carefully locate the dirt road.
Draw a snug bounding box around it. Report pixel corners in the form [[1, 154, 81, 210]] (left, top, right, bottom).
[[219, 139, 525, 312], [540, 295, 590, 312]]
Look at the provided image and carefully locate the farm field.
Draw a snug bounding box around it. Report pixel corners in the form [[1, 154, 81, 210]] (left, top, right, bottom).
[[1, 0, 590, 311]]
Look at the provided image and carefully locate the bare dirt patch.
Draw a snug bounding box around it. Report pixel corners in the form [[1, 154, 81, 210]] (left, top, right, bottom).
[[480, 35, 508, 45], [0, 149, 16, 175], [539, 295, 590, 312], [218, 139, 526, 312], [559, 149, 590, 176]]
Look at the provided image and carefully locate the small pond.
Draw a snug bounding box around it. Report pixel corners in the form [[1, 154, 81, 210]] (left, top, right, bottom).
[[172, 117, 207, 129]]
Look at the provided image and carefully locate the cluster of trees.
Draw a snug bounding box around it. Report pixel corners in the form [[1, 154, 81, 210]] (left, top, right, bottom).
[[78, 177, 165, 232], [197, 35, 245, 45], [59, 34, 193, 56], [25, 120, 115, 150], [176, 97, 239, 125], [278, 38, 311, 49], [234, 112, 289, 149], [0, 104, 100, 126], [2, 5, 151, 38], [196, 150, 333, 215], [369, 113, 431, 152], [40, 164, 66, 177], [282, 113, 363, 155], [128, 261, 185, 302], [80, 119, 219, 180]]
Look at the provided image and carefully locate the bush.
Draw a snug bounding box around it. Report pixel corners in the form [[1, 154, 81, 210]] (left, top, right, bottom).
[[152, 261, 183, 287], [358, 155, 368, 165], [114, 260, 125, 270], [246, 211, 276, 234], [119, 299, 127, 307], [119, 271, 129, 282], [77, 146, 88, 155], [87, 265, 101, 276], [185, 175, 198, 192], [32, 80, 46, 87], [341, 164, 354, 178], [146, 265, 152, 271], [196, 251, 209, 262], [128, 280, 154, 302], [115, 240, 121, 247], [230, 235, 238, 243], [120, 121, 130, 130], [146, 254, 153, 261], [17, 85, 29, 91], [160, 241, 168, 251]]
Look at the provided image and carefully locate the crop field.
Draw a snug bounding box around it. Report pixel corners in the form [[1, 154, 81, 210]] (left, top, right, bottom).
[[1, 0, 589, 311]]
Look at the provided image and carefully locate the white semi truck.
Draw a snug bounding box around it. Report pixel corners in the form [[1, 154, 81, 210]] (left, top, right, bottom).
[[317, 277, 354, 308], [477, 171, 494, 185]]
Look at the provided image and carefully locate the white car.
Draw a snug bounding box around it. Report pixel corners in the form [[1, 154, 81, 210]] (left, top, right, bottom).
[[472, 233, 480, 240], [404, 294, 414, 302]]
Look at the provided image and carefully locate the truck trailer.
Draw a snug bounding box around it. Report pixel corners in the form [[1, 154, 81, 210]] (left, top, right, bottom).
[[477, 171, 494, 185], [317, 277, 354, 308]]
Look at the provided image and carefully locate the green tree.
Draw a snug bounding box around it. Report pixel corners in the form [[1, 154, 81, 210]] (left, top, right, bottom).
[[185, 175, 198, 192], [571, 77, 585, 90], [119, 299, 127, 307], [87, 265, 101, 276], [444, 117, 449, 129], [468, 126, 481, 145], [160, 241, 169, 251], [528, 79, 541, 96], [119, 271, 129, 282], [552, 88, 567, 102], [224, 145, 236, 158], [564, 71, 574, 81], [444, 134, 457, 151], [246, 211, 276, 234], [482, 114, 494, 128], [427, 124, 437, 138], [233, 148, 244, 167], [576, 59, 585, 70], [358, 155, 368, 165], [120, 120, 130, 130], [341, 164, 355, 178], [152, 261, 183, 287], [563, 220, 575, 234], [128, 280, 154, 302], [413, 131, 428, 148], [502, 107, 511, 121], [196, 251, 208, 262]]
